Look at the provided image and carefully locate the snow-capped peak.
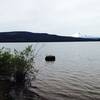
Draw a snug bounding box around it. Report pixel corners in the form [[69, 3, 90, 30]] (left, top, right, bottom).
[[71, 33, 100, 38]]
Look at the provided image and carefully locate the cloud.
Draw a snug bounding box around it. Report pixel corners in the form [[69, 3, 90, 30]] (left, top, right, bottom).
[[0, 0, 100, 35]]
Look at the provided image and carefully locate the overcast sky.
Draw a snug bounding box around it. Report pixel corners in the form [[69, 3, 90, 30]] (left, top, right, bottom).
[[0, 0, 100, 36]]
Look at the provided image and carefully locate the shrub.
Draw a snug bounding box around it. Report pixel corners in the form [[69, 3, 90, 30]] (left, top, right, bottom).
[[0, 45, 37, 84]]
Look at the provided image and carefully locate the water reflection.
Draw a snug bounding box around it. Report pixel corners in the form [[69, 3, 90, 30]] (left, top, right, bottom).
[[0, 80, 12, 100], [0, 77, 46, 100]]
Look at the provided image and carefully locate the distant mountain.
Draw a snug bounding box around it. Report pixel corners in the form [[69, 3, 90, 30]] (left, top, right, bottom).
[[0, 31, 100, 42], [71, 33, 100, 38]]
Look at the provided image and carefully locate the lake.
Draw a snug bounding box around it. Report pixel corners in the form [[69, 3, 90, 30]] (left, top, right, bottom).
[[0, 42, 100, 100]]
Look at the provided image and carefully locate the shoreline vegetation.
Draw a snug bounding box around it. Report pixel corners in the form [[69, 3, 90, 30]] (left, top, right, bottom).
[[0, 31, 100, 42], [0, 45, 43, 100]]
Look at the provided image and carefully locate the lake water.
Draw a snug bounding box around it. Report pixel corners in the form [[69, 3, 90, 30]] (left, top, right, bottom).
[[0, 42, 100, 100]]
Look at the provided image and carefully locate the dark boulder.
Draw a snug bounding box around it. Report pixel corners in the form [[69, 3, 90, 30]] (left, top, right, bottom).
[[45, 55, 55, 61]]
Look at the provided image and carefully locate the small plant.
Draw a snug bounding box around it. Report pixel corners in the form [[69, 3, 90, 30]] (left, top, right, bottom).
[[0, 45, 37, 85]]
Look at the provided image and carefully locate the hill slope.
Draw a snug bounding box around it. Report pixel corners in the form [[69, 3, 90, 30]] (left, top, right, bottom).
[[0, 31, 100, 42]]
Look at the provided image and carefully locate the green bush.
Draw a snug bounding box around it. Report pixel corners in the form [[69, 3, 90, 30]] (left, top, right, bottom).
[[0, 45, 37, 82]]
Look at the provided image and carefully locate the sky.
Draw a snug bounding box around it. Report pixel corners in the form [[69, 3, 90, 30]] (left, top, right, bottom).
[[0, 0, 100, 36]]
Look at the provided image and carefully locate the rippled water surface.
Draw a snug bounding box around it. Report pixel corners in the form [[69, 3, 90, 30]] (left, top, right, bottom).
[[1, 42, 100, 100]]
